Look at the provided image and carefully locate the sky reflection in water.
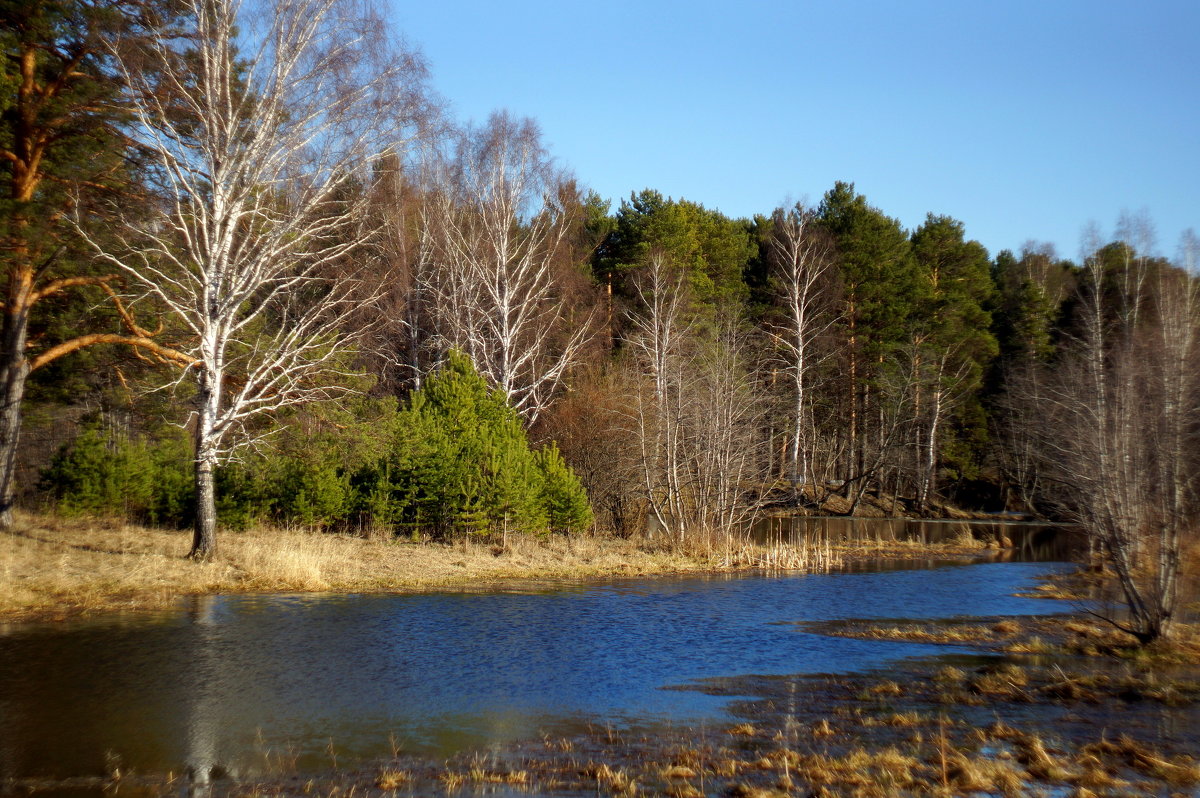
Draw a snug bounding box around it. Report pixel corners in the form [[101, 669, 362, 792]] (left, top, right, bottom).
[[0, 559, 1072, 779]]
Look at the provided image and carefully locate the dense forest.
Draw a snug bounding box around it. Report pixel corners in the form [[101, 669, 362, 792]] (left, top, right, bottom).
[[3, 0, 1196, 638]]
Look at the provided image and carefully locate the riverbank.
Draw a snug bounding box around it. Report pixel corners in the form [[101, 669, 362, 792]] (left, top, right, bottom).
[[6, 538, 1199, 798], [0, 512, 1006, 624]]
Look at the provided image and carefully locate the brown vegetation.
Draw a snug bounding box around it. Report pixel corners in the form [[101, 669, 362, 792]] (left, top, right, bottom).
[[0, 510, 1082, 625], [807, 610, 1200, 665], [0, 512, 863, 623], [33, 708, 1196, 798], [0, 513, 693, 622]]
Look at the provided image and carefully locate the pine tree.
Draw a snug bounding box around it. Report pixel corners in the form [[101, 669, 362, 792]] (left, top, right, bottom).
[[0, 0, 189, 525], [391, 351, 590, 538], [537, 443, 593, 533], [816, 182, 920, 495], [600, 189, 755, 311], [909, 214, 997, 507]]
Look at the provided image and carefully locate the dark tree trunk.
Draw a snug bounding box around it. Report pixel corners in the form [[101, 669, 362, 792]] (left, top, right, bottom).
[[189, 374, 219, 561], [0, 46, 39, 529], [190, 457, 217, 560], [0, 250, 32, 529], [0, 353, 29, 529]]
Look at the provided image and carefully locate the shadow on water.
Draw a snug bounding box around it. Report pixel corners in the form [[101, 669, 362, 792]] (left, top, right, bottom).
[[0, 558, 1076, 785]]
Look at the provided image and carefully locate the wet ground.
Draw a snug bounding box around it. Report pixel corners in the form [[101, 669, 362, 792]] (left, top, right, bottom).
[[4, 566, 1200, 797]]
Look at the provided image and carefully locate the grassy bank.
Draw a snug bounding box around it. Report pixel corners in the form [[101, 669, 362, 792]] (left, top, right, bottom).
[[0, 513, 692, 622], [0, 511, 1038, 624], [1, 512, 896, 623]]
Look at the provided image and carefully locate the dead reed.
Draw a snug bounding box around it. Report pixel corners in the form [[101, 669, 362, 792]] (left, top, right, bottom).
[[0, 511, 858, 622], [0, 512, 712, 621]]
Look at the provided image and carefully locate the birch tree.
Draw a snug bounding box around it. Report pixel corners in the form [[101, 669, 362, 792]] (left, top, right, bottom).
[[684, 309, 769, 535], [423, 112, 594, 423], [766, 203, 837, 502], [84, 0, 429, 559], [625, 253, 692, 540], [624, 254, 768, 542], [1038, 231, 1199, 643]]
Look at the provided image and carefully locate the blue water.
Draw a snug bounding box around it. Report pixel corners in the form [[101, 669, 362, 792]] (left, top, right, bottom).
[[0, 559, 1071, 780]]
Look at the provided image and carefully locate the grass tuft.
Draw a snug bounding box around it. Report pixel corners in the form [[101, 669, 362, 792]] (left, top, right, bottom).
[[373, 770, 409, 789]]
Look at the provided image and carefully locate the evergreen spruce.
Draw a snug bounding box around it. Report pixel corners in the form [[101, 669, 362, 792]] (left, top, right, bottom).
[[392, 351, 589, 538]]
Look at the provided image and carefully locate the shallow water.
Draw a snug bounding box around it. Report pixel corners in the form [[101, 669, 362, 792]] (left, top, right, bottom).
[[0, 559, 1072, 781]]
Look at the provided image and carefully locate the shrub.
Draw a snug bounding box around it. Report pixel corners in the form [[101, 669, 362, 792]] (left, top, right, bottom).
[[537, 443, 594, 533], [40, 421, 192, 526], [40, 354, 593, 538], [383, 351, 563, 538]]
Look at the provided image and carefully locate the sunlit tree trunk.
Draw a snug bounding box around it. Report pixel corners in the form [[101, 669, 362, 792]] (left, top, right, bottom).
[[83, 0, 429, 559], [767, 203, 836, 504]]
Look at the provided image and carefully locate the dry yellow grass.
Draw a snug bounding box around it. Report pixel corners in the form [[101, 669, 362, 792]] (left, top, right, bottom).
[[0, 511, 825, 623]]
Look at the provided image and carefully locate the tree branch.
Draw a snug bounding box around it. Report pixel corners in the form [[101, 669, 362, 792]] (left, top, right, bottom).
[[30, 334, 196, 372], [29, 274, 117, 304]]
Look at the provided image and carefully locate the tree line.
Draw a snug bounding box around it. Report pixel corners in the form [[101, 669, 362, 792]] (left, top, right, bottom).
[[4, 0, 1196, 640]]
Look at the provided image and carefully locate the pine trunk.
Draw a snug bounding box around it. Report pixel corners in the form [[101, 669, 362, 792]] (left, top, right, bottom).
[[0, 48, 38, 529], [0, 348, 28, 529], [0, 222, 33, 529]]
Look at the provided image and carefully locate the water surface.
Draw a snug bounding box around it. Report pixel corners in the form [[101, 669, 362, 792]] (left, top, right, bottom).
[[0, 559, 1071, 780]]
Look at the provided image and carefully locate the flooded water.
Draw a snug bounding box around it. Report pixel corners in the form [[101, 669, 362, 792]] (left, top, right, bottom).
[[0, 559, 1073, 782]]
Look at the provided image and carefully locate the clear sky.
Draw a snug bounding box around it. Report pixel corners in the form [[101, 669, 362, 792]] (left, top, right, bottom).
[[389, 0, 1198, 262]]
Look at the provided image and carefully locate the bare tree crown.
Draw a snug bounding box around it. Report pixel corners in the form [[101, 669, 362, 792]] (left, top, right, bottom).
[[77, 0, 432, 557]]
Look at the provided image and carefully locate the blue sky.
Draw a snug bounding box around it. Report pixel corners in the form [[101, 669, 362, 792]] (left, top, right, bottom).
[[390, 0, 1197, 262]]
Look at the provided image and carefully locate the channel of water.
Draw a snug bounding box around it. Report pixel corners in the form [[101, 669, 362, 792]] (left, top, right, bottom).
[[0, 558, 1073, 783]]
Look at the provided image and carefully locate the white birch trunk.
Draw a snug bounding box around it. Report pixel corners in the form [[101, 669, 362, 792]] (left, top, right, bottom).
[[82, 0, 429, 559]]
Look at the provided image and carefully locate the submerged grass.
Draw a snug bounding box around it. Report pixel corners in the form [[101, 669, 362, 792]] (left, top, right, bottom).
[[25, 704, 1196, 798], [9, 515, 1199, 797]]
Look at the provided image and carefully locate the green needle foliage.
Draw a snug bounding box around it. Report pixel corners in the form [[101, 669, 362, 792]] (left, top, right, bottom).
[[40, 352, 593, 539], [599, 188, 755, 309], [386, 351, 592, 537], [39, 422, 192, 525]]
